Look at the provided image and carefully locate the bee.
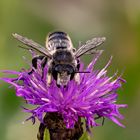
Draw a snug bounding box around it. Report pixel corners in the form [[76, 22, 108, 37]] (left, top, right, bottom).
[[12, 31, 105, 87]]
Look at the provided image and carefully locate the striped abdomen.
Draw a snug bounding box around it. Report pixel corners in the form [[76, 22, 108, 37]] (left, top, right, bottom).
[[46, 31, 72, 50]]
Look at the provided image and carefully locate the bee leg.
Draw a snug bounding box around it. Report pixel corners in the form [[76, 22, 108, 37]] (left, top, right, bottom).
[[74, 59, 80, 83], [41, 57, 48, 78], [47, 72, 52, 86], [74, 73, 80, 84], [28, 55, 45, 75], [56, 73, 61, 87], [41, 57, 48, 68]]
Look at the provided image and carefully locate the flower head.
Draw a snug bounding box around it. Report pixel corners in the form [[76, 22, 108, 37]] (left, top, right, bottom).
[[1, 53, 127, 129]]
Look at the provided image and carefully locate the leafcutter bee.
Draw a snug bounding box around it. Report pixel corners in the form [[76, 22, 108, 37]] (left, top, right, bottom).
[[12, 31, 106, 87]]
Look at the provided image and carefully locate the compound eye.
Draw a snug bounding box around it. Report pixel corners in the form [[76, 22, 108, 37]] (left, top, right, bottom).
[[54, 65, 62, 73], [66, 65, 74, 74]]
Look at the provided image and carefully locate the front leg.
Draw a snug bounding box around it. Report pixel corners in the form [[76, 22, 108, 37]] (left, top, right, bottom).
[[47, 69, 52, 86], [28, 56, 47, 75], [74, 73, 80, 85], [74, 59, 80, 84]]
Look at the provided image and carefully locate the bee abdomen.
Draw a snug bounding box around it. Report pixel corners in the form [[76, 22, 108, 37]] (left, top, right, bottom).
[[48, 31, 68, 41], [47, 31, 71, 50]]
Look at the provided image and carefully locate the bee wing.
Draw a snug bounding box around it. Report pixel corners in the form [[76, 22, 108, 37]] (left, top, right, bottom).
[[74, 37, 106, 58], [85, 49, 104, 55], [12, 33, 52, 58]]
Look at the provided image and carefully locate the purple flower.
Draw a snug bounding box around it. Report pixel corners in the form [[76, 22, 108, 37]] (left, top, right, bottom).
[[1, 53, 127, 129]]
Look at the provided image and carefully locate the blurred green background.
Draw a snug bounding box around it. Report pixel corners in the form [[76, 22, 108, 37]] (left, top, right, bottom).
[[0, 0, 140, 140]]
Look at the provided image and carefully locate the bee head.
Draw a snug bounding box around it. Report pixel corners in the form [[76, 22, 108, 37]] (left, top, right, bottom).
[[52, 64, 75, 86]]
